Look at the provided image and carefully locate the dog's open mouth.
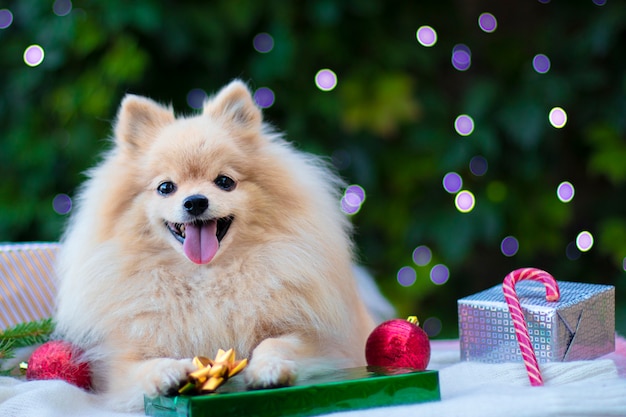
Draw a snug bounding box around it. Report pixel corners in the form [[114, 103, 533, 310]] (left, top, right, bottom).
[[165, 217, 233, 265]]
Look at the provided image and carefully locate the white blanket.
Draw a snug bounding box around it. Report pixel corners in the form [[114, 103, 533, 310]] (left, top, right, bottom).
[[2, 342, 625, 417]]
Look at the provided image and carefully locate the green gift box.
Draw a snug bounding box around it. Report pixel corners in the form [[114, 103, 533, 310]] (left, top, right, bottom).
[[144, 367, 440, 417]]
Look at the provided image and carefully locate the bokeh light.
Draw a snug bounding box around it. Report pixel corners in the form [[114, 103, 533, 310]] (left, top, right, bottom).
[[549, 107, 567, 128], [556, 181, 575, 203], [500, 236, 519, 257], [423, 317, 442, 337], [397, 266, 417, 287], [52, 194, 72, 215], [469, 155, 488, 176], [53, 0, 72, 17], [454, 114, 474, 136], [23, 45, 45, 67], [532, 54, 551, 74], [443, 172, 463, 194], [455, 190, 475, 213], [341, 184, 366, 215], [340, 198, 358, 215], [576, 231, 594, 252], [412, 245, 432, 266], [253, 87, 275, 108], [592, 0, 607, 5], [315, 69, 338, 91], [430, 264, 449, 285], [416, 25, 437, 47], [253, 32, 274, 53], [345, 184, 365, 203], [451, 44, 471, 71], [478, 13, 497, 33], [186, 88, 207, 109], [0, 9, 13, 29], [566, 241, 581, 260]]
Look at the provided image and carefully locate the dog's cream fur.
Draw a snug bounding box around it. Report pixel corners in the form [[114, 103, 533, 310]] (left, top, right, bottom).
[[54, 80, 375, 410]]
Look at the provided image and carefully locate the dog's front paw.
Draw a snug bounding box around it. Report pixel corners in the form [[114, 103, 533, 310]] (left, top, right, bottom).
[[244, 355, 297, 389], [139, 358, 196, 398]]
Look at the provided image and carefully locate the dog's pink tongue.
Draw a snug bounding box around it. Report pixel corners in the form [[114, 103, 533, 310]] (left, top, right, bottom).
[[183, 221, 219, 264]]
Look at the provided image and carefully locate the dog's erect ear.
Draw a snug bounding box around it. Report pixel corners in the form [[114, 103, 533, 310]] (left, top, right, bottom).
[[114, 95, 175, 149], [203, 80, 262, 130]]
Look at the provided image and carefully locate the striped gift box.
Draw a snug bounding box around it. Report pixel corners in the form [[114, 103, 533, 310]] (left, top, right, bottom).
[[0, 242, 59, 329]]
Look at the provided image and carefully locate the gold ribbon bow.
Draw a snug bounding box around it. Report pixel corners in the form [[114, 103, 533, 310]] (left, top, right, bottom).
[[179, 348, 248, 395]]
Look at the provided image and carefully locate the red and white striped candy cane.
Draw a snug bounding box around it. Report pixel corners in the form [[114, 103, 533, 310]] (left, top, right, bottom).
[[502, 268, 560, 386]]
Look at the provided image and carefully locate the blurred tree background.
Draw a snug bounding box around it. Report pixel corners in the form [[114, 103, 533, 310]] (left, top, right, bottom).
[[1, 0, 625, 337]]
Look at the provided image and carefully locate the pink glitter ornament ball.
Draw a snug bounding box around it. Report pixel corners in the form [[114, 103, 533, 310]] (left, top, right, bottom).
[[365, 317, 431, 370], [26, 340, 92, 390]]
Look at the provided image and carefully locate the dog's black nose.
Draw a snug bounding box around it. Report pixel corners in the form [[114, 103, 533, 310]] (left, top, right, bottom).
[[183, 195, 209, 216]]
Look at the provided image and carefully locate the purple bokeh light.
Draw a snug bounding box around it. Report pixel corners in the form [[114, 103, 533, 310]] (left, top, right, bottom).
[[315, 69, 338, 91], [253, 87, 275, 108], [549, 107, 567, 128], [443, 172, 463, 194], [416, 25, 437, 47], [454, 114, 474, 136], [24, 45, 45, 67], [500, 236, 519, 257], [556, 181, 575, 203], [53, 0, 72, 16], [343, 191, 362, 208], [186, 88, 207, 109], [397, 266, 417, 287], [576, 231, 594, 252], [455, 190, 475, 213], [52, 194, 72, 215], [341, 198, 359, 215], [430, 264, 449, 285], [532, 54, 551, 74], [0, 9, 13, 29], [253, 32, 274, 53], [478, 13, 497, 33], [566, 241, 581, 260], [469, 156, 488, 176], [345, 184, 365, 203], [412, 245, 432, 266], [341, 184, 366, 215], [451, 44, 471, 71], [423, 317, 442, 337]]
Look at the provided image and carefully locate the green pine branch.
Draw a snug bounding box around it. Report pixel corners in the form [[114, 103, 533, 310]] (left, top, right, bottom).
[[0, 318, 54, 349], [0, 318, 55, 375], [0, 338, 16, 360]]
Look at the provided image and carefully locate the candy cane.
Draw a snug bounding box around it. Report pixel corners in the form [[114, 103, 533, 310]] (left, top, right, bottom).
[[502, 268, 560, 386]]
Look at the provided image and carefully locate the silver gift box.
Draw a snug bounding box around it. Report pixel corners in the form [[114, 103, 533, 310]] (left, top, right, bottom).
[[458, 281, 615, 363]]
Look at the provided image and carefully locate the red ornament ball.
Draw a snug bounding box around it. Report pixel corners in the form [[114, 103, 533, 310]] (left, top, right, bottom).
[[365, 317, 431, 370], [26, 340, 92, 390]]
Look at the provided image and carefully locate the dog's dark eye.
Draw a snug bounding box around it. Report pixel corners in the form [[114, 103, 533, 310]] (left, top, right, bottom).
[[157, 181, 177, 196], [214, 175, 236, 191]]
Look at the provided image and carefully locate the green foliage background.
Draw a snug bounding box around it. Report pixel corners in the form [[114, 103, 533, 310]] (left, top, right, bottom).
[[2, 0, 625, 337]]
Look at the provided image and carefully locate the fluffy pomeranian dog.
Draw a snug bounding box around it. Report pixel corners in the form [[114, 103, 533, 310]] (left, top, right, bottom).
[[53, 80, 376, 410]]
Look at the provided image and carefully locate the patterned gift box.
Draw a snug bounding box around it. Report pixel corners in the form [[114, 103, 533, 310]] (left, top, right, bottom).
[[458, 281, 615, 363], [0, 242, 59, 329]]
